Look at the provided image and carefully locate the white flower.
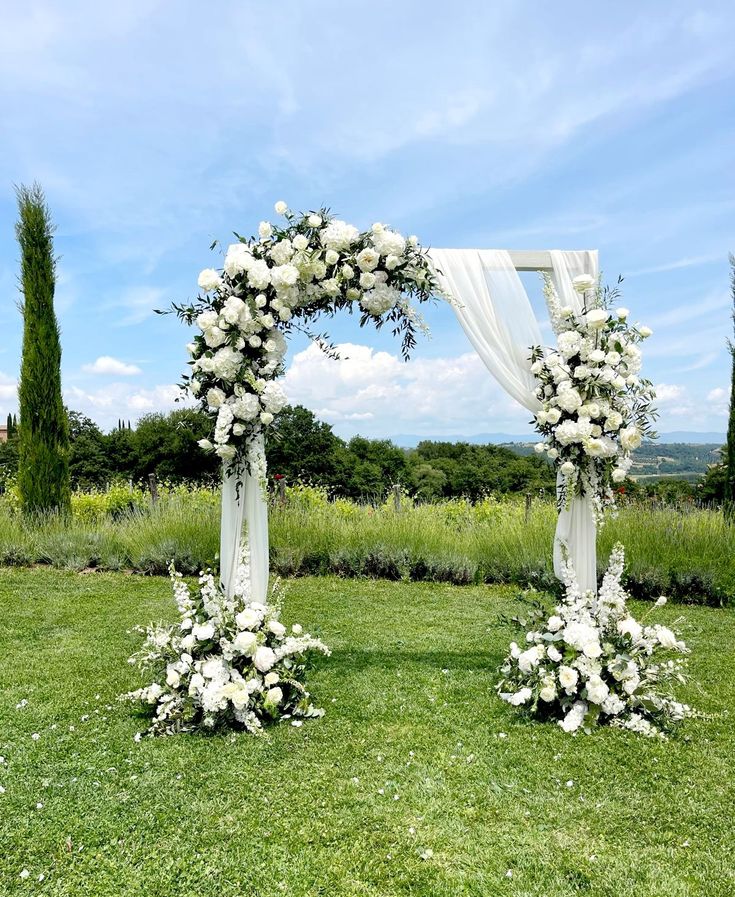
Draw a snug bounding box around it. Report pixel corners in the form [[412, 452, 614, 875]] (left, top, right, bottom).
[[258, 221, 273, 240], [271, 263, 299, 289], [620, 426, 642, 451], [617, 617, 643, 641], [292, 623, 303, 635], [547, 645, 562, 662], [324, 248, 339, 266], [193, 621, 215, 641], [653, 625, 679, 649], [268, 620, 286, 637], [556, 389, 583, 413], [559, 700, 587, 732], [198, 268, 222, 292], [588, 348, 606, 364], [572, 274, 596, 293], [655, 596, 668, 607], [356, 247, 380, 272], [233, 631, 258, 655], [616, 307, 630, 320], [261, 381, 288, 414], [264, 671, 279, 686], [206, 388, 226, 409], [560, 461, 575, 477], [274, 200, 288, 215], [585, 674, 609, 705], [232, 394, 260, 421], [605, 411, 623, 430], [166, 668, 181, 689], [372, 229, 406, 258], [224, 243, 253, 277], [547, 615, 564, 632], [308, 214, 323, 227], [638, 325, 653, 338], [518, 645, 543, 673], [540, 684, 557, 702], [198, 438, 213, 452], [507, 687, 533, 706], [292, 234, 308, 251], [359, 271, 376, 289], [254, 646, 276, 672], [557, 331, 582, 359], [247, 259, 272, 290], [585, 309, 609, 330], [265, 686, 283, 705], [534, 442, 546, 454], [211, 346, 244, 381], [360, 284, 401, 316], [546, 407, 561, 425], [235, 608, 260, 630], [320, 219, 358, 250]]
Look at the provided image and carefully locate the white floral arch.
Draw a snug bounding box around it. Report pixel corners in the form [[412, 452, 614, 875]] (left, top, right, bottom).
[[174, 204, 653, 602]]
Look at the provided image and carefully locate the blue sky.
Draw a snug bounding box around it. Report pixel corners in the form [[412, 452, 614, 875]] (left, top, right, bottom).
[[0, 1, 733, 438]]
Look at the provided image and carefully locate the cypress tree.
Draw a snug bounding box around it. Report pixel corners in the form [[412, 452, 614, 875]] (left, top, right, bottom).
[[725, 254, 735, 522], [16, 183, 70, 516], [5, 413, 11, 437]]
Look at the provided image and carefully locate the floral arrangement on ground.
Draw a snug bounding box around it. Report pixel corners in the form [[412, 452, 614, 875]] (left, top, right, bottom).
[[168, 202, 440, 469], [123, 542, 330, 736], [497, 543, 693, 737], [531, 274, 657, 522]]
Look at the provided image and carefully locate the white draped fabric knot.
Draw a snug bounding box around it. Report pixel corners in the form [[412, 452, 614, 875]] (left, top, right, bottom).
[[428, 248, 600, 593]]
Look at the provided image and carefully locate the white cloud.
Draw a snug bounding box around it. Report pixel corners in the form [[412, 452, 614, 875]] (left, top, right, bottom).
[[82, 355, 142, 376], [282, 342, 532, 438], [655, 383, 686, 404], [65, 382, 186, 429], [0, 371, 17, 404]]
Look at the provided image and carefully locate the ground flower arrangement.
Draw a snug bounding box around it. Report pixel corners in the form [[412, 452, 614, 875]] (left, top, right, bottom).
[[123, 542, 330, 736], [498, 544, 693, 737]]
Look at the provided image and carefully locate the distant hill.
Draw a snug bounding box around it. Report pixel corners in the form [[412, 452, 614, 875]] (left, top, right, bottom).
[[393, 431, 725, 448]]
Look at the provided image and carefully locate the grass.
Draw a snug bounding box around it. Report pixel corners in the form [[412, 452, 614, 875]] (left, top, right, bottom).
[[1, 568, 733, 896], [1, 491, 733, 604]]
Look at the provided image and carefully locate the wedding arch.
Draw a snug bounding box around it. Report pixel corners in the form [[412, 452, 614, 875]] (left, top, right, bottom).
[[168, 205, 654, 601], [126, 203, 661, 736]]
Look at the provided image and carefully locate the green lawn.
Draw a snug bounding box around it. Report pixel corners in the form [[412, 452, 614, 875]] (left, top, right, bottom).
[[1, 569, 733, 896]]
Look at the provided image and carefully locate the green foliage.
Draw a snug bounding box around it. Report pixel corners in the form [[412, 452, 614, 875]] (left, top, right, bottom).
[[15, 183, 70, 516], [129, 409, 220, 482]]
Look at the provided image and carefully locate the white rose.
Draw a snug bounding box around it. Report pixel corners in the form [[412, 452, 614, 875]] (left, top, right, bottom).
[[585, 674, 609, 705], [166, 668, 181, 689], [655, 596, 668, 607], [308, 214, 323, 227], [292, 234, 308, 251], [206, 388, 226, 409], [605, 411, 623, 430], [616, 307, 630, 320], [268, 620, 287, 637], [325, 249, 339, 266], [540, 685, 557, 702], [547, 615, 564, 632], [356, 247, 380, 272], [588, 349, 606, 364], [534, 442, 546, 454], [638, 326, 653, 338], [258, 221, 273, 240], [260, 412, 274, 425], [572, 273, 596, 293], [558, 665, 579, 693], [235, 608, 260, 630], [385, 254, 401, 270], [198, 439, 213, 452], [265, 686, 283, 705], [274, 200, 288, 215], [556, 389, 583, 413], [547, 447, 558, 459], [546, 407, 561, 425], [518, 646, 543, 673], [547, 646, 562, 662], [585, 309, 609, 330], [193, 621, 215, 641], [198, 268, 222, 292], [611, 468, 626, 483], [620, 426, 642, 451], [359, 271, 376, 289], [560, 461, 575, 477], [233, 631, 258, 655], [291, 623, 303, 635], [254, 646, 276, 672], [507, 687, 533, 706], [654, 625, 678, 649]]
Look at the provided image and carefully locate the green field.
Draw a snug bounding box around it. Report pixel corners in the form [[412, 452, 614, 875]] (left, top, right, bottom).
[[2, 568, 733, 896]]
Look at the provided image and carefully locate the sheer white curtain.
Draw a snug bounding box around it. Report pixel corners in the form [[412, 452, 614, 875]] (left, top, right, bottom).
[[429, 248, 600, 593], [219, 433, 270, 602]]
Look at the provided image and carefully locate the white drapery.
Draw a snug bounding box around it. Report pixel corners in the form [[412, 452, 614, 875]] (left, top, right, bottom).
[[219, 433, 270, 602], [429, 248, 600, 593]]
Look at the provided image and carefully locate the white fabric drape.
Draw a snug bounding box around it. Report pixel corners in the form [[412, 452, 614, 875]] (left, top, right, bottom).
[[429, 249, 543, 413], [219, 433, 270, 602], [429, 248, 600, 594]]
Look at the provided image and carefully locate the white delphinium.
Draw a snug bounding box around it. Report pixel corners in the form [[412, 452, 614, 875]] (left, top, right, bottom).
[[497, 544, 692, 737]]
